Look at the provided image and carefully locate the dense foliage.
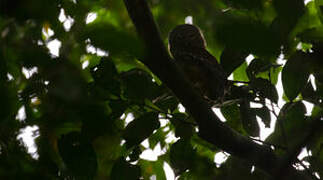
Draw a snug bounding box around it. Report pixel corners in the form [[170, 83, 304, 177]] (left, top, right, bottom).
[[0, 0, 323, 179]]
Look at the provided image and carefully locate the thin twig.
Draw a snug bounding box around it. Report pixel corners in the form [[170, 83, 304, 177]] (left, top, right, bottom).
[[250, 137, 287, 150]]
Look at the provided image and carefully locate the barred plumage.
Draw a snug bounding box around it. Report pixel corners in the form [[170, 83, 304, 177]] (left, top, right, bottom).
[[168, 24, 228, 101]]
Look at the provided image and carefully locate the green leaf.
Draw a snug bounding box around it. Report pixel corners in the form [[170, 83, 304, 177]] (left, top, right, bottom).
[[58, 132, 97, 178], [250, 78, 278, 103], [311, 106, 323, 119], [1, 0, 60, 22], [278, 101, 307, 132], [224, 0, 264, 10], [233, 61, 249, 82], [273, 0, 305, 20], [298, 26, 323, 43], [149, 128, 167, 149], [315, 0, 323, 24], [214, 11, 280, 57], [91, 57, 118, 82], [246, 58, 272, 80], [122, 69, 162, 102], [301, 81, 319, 104], [171, 113, 194, 139], [90, 57, 121, 96], [155, 95, 179, 113], [272, 101, 308, 148], [220, 47, 248, 77], [296, 1, 322, 37], [109, 99, 128, 120], [174, 122, 194, 140], [239, 100, 259, 137], [123, 112, 160, 148], [282, 51, 311, 101], [144, 99, 162, 112], [81, 103, 115, 139], [83, 20, 144, 58], [170, 139, 196, 174], [128, 146, 142, 162], [221, 103, 245, 134], [269, 65, 283, 85], [139, 160, 167, 180], [111, 158, 141, 180], [254, 106, 271, 128]]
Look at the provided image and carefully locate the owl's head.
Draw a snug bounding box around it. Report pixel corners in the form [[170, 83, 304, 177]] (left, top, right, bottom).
[[168, 24, 206, 52]]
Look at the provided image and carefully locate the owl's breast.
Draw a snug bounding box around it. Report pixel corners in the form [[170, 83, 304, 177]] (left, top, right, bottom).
[[175, 52, 227, 100]]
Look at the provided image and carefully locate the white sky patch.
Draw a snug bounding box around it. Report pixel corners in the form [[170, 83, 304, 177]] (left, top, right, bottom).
[[276, 55, 286, 108], [63, 17, 74, 32], [257, 117, 272, 140], [165, 131, 179, 143], [17, 125, 40, 159], [120, 139, 126, 146], [86, 44, 97, 54], [140, 150, 157, 161], [37, 40, 44, 46], [163, 162, 175, 180], [47, 39, 62, 57], [314, 172, 321, 179], [296, 42, 302, 50], [250, 166, 255, 173], [277, 75, 284, 108], [59, 9, 67, 22], [185, 16, 193, 24], [309, 74, 317, 90], [42, 27, 54, 39], [250, 102, 263, 108], [245, 54, 254, 65], [150, 175, 157, 180], [31, 97, 39, 104], [59, 8, 75, 31], [163, 126, 170, 132], [296, 148, 310, 170], [177, 104, 185, 113], [16, 106, 26, 122], [212, 108, 226, 122], [7, 73, 14, 81], [159, 118, 168, 127], [303, 101, 314, 116], [96, 48, 109, 57], [277, 53, 285, 65], [1, 27, 9, 38], [125, 113, 135, 126], [304, 0, 313, 5], [58, 9, 75, 31], [22, 66, 38, 79], [214, 152, 229, 167], [86, 43, 108, 56], [141, 139, 150, 149], [140, 143, 164, 161], [120, 113, 126, 119], [228, 73, 234, 81], [82, 60, 89, 69], [86, 12, 97, 24]]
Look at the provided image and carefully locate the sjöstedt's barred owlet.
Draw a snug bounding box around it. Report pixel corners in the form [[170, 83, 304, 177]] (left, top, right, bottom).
[[168, 24, 228, 101]]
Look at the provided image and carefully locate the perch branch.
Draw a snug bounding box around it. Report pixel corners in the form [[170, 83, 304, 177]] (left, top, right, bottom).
[[122, 0, 311, 179]]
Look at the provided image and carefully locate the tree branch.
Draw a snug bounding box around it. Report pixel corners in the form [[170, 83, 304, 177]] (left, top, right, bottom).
[[122, 0, 311, 178]]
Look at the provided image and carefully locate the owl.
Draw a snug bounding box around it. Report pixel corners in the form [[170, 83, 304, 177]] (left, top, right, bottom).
[[168, 24, 228, 101]]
